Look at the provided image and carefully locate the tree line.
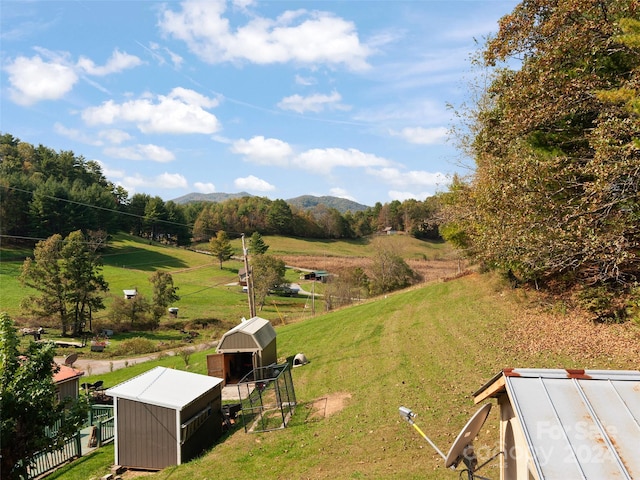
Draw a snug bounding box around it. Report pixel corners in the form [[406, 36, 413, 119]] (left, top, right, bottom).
[[441, 2, 640, 321], [0, 133, 443, 246]]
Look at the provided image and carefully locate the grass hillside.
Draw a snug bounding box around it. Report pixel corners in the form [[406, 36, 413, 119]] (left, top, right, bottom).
[[1, 233, 459, 326], [48, 272, 639, 480]]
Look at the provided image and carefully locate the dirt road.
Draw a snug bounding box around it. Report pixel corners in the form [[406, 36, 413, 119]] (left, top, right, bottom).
[[54, 341, 217, 376]]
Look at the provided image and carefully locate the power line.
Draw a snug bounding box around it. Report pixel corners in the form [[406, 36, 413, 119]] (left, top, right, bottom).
[[4, 185, 195, 229], [3, 185, 250, 238]]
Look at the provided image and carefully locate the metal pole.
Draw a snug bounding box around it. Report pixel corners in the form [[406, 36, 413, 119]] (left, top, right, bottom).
[[241, 234, 256, 318]]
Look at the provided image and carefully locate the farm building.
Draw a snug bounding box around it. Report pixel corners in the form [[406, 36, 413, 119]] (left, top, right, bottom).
[[207, 316, 277, 385], [123, 289, 137, 300], [53, 364, 84, 402], [300, 270, 329, 282], [473, 368, 640, 479], [105, 367, 224, 470]]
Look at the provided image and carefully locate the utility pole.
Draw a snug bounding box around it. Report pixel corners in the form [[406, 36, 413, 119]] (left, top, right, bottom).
[[241, 234, 256, 318]]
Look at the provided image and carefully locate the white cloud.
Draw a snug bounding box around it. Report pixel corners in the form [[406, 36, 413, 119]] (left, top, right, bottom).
[[234, 175, 275, 192], [231, 136, 292, 165], [277, 91, 349, 114], [390, 126, 449, 145], [4, 47, 144, 105], [54, 122, 103, 146], [94, 160, 125, 179], [296, 148, 393, 175], [119, 172, 188, 192], [5, 55, 78, 105], [81, 88, 220, 134], [294, 74, 316, 86], [194, 182, 216, 193], [388, 190, 433, 202], [158, 1, 372, 71], [77, 49, 142, 76], [329, 187, 356, 201], [157, 172, 189, 188], [368, 167, 449, 188], [98, 129, 133, 145], [104, 144, 175, 163]]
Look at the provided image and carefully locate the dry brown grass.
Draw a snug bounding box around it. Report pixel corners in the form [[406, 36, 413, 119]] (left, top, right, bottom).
[[280, 255, 467, 284], [506, 301, 640, 368]]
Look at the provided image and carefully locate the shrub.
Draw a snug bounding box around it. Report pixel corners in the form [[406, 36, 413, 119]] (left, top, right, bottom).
[[109, 337, 158, 356]]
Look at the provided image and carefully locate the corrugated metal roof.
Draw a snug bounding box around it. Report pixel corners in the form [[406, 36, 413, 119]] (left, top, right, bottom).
[[217, 316, 276, 352], [477, 368, 640, 479], [106, 366, 223, 410]]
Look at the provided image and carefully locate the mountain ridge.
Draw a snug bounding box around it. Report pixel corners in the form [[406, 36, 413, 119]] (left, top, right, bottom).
[[170, 192, 370, 213]]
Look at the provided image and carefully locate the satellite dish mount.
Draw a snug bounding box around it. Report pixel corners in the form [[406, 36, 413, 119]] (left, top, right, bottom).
[[399, 404, 500, 480]]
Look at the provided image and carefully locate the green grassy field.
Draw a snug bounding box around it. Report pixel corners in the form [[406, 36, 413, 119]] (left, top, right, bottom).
[[0, 233, 315, 327], [4, 234, 638, 479], [46, 273, 639, 480]]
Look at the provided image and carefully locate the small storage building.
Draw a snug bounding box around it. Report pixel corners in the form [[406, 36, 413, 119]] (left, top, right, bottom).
[[207, 316, 277, 385], [473, 368, 640, 479], [53, 364, 84, 403], [106, 367, 224, 470]]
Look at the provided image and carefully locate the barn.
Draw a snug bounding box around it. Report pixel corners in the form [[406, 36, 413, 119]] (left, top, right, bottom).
[[207, 316, 277, 385], [105, 367, 224, 470], [473, 368, 640, 479]]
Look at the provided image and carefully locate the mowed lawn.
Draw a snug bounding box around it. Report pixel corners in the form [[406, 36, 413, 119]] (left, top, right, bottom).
[[0, 233, 453, 325], [48, 272, 640, 480]]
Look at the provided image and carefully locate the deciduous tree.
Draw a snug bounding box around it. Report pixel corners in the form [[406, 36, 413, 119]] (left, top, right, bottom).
[[251, 254, 287, 310], [0, 313, 88, 479], [150, 271, 180, 321], [368, 238, 418, 295], [447, 1, 640, 314]]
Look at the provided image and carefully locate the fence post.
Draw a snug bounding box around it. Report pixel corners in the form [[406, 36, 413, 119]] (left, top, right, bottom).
[[96, 419, 103, 448], [75, 430, 82, 458]]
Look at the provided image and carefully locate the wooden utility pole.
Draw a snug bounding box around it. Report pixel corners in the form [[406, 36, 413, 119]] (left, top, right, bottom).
[[241, 234, 256, 318]]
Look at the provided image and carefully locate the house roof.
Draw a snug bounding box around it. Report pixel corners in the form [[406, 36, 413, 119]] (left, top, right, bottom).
[[217, 316, 276, 352], [474, 368, 640, 479], [106, 366, 223, 410], [53, 364, 84, 383]]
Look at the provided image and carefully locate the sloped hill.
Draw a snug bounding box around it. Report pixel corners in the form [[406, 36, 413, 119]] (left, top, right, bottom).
[[170, 191, 253, 204], [286, 194, 370, 213], [170, 192, 370, 213], [146, 274, 639, 480]]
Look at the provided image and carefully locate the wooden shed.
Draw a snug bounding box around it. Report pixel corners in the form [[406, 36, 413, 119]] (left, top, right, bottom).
[[53, 364, 84, 403], [106, 367, 224, 470], [207, 316, 277, 385]]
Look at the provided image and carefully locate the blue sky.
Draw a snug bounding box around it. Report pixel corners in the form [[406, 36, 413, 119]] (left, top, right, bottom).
[[1, 0, 518, 207]]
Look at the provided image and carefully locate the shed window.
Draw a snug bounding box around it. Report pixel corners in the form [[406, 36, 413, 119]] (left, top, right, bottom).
[[180, 405, 211, 444]]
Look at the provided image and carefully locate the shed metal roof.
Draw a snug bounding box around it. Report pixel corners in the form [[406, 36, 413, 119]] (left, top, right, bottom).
[[474, 368, 640, 479], [106, 366, 223, 410], [217, 316, 276, 352]]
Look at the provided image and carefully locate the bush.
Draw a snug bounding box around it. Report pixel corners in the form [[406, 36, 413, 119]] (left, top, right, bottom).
[[109, 337, 158, 356]]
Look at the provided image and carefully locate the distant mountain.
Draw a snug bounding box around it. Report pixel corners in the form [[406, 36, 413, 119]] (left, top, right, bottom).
[[170, 192, 370, 213], [286, 195, 369, 213], [170, 192, 253, 204]]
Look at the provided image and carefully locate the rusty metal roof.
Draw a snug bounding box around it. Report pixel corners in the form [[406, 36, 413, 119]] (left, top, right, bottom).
[[53, 364, 84, 383], [474, 368, 640, 479]]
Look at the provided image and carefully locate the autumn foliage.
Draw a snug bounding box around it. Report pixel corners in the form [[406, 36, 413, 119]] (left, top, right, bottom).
[[444, 1, 640, 320]]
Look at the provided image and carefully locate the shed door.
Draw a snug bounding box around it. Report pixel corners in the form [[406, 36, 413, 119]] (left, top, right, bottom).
[[207, 354, 225, 384]]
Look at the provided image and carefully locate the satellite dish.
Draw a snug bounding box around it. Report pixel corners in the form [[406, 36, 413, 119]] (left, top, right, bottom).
[[444, 403, 492, 469], [64, 353, 78, 367]]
